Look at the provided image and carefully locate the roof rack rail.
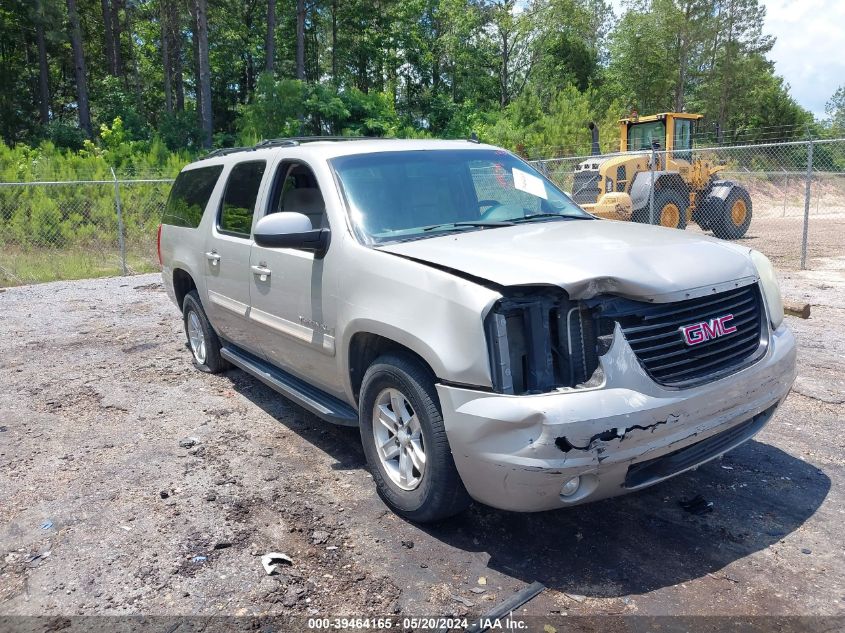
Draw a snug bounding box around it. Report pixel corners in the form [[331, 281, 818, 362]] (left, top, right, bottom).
[[254, 136, 377, 149], [201, 136, 381, 161], [201, 146, 253, 159]]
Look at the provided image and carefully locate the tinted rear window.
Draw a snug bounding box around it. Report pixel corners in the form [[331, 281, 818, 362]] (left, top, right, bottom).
[[162, 165, 224, 228]]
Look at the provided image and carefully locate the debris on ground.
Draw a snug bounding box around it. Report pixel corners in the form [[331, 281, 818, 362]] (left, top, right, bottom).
[[39, 520, 53, 530], [261, 552, 293, 575], [179, 437, 199, 448], [564, 593, 586, 603], [25, 551, 51, 565], [191, 555, 207, 563], [401, 540, 414, 549], [801, 548, 812, 555], [451, 594, 475, 607], [706, 572, 740, 584], [477, 576, 487, 586], [311, 530, 330, 545], [469, 587, 486, 594], [159, 490, 169, 499], [466, 582, 546, 633], [679, 494, 714, 515]]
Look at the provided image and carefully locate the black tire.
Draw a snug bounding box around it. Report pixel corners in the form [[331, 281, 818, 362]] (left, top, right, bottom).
[[632, 188, 688, 230], [359, 353, 471, 523], [711, 186, 752, 240], [182, 290, 228, 374]]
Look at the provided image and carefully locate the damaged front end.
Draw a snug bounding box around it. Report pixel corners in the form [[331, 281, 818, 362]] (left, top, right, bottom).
[[438, 280, 796, 513], [484, 287, 613, 395]]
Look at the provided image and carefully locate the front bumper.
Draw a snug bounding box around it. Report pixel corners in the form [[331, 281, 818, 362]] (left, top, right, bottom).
[[437, 323, 797, 512]]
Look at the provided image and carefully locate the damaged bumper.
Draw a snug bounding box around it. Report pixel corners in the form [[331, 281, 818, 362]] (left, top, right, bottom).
[[437, 323, 796, 512]]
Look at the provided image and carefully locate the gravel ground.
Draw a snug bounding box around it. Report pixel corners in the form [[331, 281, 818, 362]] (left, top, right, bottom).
[[686, 214, 845, 271], [0, 261, 843, 623]]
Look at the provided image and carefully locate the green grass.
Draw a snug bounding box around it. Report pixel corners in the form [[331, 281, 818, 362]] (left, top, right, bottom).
[[0, 244, 159, 287]]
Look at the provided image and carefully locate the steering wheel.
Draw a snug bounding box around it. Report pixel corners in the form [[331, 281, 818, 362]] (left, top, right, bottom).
[[479, 201, 509, 221]]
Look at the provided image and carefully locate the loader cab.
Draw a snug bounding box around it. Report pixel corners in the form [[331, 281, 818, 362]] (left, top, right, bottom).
[[619, 112, 702, 163]]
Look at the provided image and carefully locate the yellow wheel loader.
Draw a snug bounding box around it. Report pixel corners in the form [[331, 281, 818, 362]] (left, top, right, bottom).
[[571, 112, 752, 239]]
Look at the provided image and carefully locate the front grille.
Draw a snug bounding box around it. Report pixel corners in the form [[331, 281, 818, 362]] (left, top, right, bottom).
[[612, 284, 765, 387], [572, 170, 600, 204]]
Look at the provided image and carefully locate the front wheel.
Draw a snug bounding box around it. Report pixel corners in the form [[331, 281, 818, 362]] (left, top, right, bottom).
[[359, 353, 470, 523], [632, 188, 688, 230], [712, 187, 752, 239]]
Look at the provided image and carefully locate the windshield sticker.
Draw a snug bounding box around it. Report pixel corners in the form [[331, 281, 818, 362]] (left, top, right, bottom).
[[512, 168, 547, 199]]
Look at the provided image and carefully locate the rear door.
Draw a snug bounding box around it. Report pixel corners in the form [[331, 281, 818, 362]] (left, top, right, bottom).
[[203, 160, 267, 353]]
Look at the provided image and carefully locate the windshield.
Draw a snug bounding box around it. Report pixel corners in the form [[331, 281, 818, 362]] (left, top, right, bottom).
[[627, 121, 666, 151], [331, 149, 590, 244]]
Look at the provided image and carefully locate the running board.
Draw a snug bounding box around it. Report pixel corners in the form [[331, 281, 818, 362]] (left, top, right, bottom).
[[220, 346, 358, 427]]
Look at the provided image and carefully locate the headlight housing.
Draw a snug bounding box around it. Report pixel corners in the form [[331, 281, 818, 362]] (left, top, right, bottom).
[[484, 288, 611, 394], [750, 250, 784, 329]]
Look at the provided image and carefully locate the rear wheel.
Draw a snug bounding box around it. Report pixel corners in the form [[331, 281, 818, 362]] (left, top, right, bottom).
[[359, 353, 470, 523], [712, 187, 752, 239], [183, 290, 228, 373]]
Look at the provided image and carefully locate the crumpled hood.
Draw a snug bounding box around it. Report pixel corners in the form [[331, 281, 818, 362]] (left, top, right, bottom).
[[377, 220, 758, 301]]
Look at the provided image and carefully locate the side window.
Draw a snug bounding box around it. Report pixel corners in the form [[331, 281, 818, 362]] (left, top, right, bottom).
[[162, 165, 223, 228], [266, 162, 327, 229], [218, 161, 267, 236], [673, 119, 692, 161]]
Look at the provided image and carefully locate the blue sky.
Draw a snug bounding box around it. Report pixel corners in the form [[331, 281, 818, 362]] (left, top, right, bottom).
[[763, 0, 844, 118], [604, 0, 844, 118]]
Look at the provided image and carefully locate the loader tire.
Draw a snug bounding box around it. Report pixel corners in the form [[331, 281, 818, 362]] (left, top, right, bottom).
[[634, 189, 688, 230], [712, 187, 752, 240]]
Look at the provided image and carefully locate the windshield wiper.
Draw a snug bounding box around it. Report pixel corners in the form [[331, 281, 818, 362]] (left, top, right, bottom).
[[421, 221, 514, 232], [507, 213, 590, 223]]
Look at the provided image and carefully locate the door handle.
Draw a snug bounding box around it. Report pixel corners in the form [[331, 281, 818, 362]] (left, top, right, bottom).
[[251, 264, 272, 281], [205, 251, 221, 265]]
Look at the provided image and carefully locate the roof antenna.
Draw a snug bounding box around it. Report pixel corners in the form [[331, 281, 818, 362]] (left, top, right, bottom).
[[468, 132, 479, 144]]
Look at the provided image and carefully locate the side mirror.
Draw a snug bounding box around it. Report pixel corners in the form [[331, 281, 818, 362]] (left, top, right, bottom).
[[254, 212, 329, 257]]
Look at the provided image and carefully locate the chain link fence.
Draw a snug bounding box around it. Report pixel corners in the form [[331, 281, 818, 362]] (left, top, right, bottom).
[[0, 174, 172, 286], [532, 138, 845, 272], [1, 138, 844, 287]]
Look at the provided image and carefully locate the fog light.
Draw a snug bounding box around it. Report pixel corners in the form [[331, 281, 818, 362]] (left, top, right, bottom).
[[560, 476, 581, 497]]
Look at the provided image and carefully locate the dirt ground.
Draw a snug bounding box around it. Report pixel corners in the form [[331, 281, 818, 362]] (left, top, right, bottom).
[[1, 258, 844, 626], [686, 213, 845, 272]]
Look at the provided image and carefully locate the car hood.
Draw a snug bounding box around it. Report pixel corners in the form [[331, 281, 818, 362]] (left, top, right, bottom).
[[376, 219, 758, 301]]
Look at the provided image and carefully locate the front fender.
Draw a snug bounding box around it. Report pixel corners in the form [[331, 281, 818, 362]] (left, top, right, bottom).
[[336, 242, 501, 401]]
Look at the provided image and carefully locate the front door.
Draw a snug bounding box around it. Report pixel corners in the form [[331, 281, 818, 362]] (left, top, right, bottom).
[[248, 160, 340, 396], [203, 159, 267, 354]]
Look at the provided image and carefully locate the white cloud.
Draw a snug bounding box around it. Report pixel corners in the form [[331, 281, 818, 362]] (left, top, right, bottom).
[[762, 0, 845, 118]]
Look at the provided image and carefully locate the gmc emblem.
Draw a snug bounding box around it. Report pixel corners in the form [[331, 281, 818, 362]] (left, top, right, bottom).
[[680, 314, 737, 346]]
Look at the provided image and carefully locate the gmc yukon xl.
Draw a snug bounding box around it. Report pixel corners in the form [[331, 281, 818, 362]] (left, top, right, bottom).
[[159, 138, 796, 522]]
